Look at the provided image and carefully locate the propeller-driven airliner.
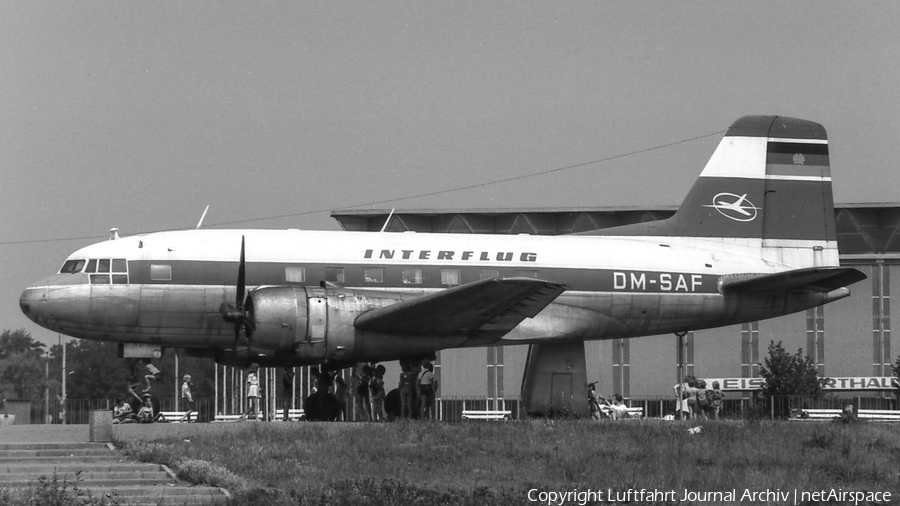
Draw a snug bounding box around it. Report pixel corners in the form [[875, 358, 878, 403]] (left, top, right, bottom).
[[20, 116, 866, 379]]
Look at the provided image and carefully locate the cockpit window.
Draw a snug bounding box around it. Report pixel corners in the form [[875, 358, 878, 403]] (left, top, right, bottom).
[[59, 260, 86, 274], [87, 258, 129, 284]]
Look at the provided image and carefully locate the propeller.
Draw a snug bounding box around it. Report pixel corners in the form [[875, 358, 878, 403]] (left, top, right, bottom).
[[220, 236, 256, 348]]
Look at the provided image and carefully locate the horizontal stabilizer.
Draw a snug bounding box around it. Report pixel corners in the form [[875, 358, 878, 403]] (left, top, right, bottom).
[[354, 277, 565, 335], [718, 267, 867, 294]]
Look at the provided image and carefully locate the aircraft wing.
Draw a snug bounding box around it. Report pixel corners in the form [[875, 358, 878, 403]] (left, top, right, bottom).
[[354, 277, 566, 335], [718, 267, 867, 294]]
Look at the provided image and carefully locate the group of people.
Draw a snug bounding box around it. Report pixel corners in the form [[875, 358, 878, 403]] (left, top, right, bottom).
[[674, 375, 723, 420], [113, 368, 194, 424], [587, 383, 632, 420], [353, 359, 438, 422]]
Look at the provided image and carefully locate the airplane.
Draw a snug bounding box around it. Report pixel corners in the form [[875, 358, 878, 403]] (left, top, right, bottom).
[[19, 115, 866, 379]]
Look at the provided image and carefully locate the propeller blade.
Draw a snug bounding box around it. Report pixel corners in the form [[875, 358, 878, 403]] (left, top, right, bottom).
[[236, 236, 246, 309]]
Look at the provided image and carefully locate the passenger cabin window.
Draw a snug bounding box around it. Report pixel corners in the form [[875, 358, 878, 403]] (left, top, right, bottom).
[[285, 267, 306, 283], [59, 260, 85, 274], [441, 269, 460, 286], [325, 267, 345, 284], [364, 268, 383, 283], [150, 264, 172, 281], [402, 269, 423, 285], [88, 258, 129, 284], [516, 269, 538, 278], [480, 269, 499, 280]]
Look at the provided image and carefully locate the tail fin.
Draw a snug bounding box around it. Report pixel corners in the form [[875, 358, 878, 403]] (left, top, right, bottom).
[[598, 115, 838, 267]]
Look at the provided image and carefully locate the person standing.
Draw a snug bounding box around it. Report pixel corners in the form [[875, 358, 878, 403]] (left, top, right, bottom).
[[708, 381, 724, 420], [356, 365, 372, 421], [334, 377, 347, 421], [282, 368, 295, 421], [180, 374, 194, 422], [418, 362, 437, 421], [587, 383, 602, 421], [399, 362, 416, 419], [243, 366, 260, 421], [369, 365, 386, 422], [673, 376, 694, 420]]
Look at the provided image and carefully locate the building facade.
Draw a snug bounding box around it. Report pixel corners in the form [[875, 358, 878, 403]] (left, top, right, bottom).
[[331, 205, 900, 408]]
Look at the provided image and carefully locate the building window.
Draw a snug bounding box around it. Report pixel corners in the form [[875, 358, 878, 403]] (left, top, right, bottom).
[[150, 264, 172, 281], [441, 269, 460, 286], [364, 268, 383, 283], [325, 267, 345, 284], [285, 267, 306, 283], [402, 269, 423, 284]]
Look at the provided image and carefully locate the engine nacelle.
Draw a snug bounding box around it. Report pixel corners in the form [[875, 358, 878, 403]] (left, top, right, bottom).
[[249, 286, 327, 351], [247, 285, 467, 365]]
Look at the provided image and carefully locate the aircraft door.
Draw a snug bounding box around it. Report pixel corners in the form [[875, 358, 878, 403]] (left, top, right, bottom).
[[302, 287, 328, 361], [308, 297, 326, 343], [550, 373, 574, 412]]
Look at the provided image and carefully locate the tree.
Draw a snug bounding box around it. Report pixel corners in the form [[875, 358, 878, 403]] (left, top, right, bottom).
[[0, 329, 46, 401], [892, 355, 900, 408], [0, 329, 44, 359], [758, 340, 821, 418]]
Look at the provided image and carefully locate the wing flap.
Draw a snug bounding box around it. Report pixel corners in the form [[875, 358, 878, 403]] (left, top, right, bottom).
[[354, 277, 566, 335], [718, 267, 867, 294]]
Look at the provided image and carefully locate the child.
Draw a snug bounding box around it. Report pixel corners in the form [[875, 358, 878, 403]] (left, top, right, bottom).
[[181, 374, 194, 422], [142, 359, 161, 393], [112, 395, 134, 424], [137, 394, 155, 423]]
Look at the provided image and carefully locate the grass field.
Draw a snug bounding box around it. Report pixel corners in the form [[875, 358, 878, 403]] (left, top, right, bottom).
[[118, 419, 900, 505]]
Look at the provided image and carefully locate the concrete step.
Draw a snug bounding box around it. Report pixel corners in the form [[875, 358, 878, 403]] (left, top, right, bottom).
[[1, 462, 163, 473], [0, 470, 170, 480], [0, 455, 122, 464], [0, 442, 229, 505], [0, 442, 109, 451], [0, 448, 116, 458]]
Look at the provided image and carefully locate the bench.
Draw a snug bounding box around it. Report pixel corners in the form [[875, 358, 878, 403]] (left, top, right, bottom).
[[275, 408, 305, 421], [623, 407, 644, 419], [603, 406, 643, 419], [214, 409, 305, 422], [462, 410, 512, 421], [792, 409, 900, 422], [157, 411, 197, 423]]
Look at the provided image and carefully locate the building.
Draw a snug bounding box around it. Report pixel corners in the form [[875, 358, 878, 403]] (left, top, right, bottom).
[[331, 205, 900, 413]]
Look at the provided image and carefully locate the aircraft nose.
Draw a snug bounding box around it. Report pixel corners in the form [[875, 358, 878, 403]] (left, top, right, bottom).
[[19, 286, 46, 323]]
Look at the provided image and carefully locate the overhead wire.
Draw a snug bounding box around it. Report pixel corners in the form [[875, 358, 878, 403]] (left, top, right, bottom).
[[0, 129, 724, 245]]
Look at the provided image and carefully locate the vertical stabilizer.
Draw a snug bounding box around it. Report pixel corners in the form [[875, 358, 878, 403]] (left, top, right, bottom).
[[595, 116, 837, 268]]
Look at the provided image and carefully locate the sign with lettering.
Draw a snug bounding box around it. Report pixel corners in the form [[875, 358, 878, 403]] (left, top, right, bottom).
[[702, 376, 899, 392]]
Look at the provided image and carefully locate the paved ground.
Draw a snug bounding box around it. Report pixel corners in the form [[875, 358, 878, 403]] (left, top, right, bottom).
[[0, 424, 89, 443], [0, 421, 368, 444]]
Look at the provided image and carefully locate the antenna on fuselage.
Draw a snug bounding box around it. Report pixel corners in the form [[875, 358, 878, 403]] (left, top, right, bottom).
[[379, 209, 395, 233], [109, 228, 119, 241], [196, 205, 210, 229]]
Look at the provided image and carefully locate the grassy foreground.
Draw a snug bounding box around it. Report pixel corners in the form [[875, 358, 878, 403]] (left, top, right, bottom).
[[119, 420, 900, 505]]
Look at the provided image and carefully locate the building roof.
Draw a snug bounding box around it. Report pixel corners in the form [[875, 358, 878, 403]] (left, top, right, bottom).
[[331, 204, 900, 257]]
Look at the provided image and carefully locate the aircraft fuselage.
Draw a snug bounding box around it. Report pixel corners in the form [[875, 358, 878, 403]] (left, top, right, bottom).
[[20, 228, 846, 367]]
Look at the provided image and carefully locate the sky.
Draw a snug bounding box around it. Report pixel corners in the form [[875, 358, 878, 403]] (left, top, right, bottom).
[[2, 2, 899, 347]]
